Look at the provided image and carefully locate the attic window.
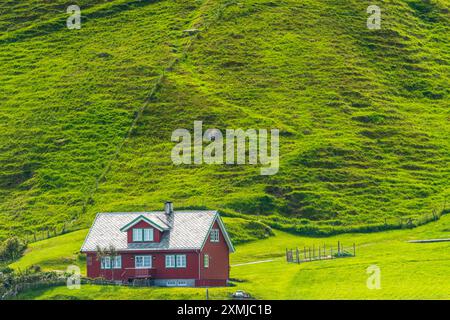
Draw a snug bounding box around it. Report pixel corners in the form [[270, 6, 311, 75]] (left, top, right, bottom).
[[210, 229, 219, 242], [133, 228, 142, 241], [132, 228, 154, 242], [144, 229, 154, 241]]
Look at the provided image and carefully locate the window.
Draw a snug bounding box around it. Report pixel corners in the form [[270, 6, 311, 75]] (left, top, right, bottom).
[[135, 255, 152, 268], [165, 255, 176, 268], [176, 254, 186, 268], [133, 228, 143, 242], [143, 228, 154, 242], [177, 280, 188, 287], [101, 256, 121, 269], [204, 254, 209, 268], [101, 257, 110, 269], [112, 256, 122, 269], [167, 280, 188, 287], [210, 229, 219, 242], [166, 280, 177, 287], [133, 228, 154, 242], [165, 255, 186, 268]]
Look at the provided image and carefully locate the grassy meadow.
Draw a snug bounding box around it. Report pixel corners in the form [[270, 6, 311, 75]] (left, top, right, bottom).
[[0, 0, 448, 240], [1, 0, 449, 301], [11, 214, 450, 300]]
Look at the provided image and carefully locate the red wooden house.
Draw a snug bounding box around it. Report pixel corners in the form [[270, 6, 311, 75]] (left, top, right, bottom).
[[80, 202, 235, 287]]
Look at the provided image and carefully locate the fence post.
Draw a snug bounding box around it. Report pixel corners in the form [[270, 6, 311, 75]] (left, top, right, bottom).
[[304, 247, 306, 260], [318, 246, 321, 260], [296, 247, 299, 264], [337, 241, 340, 257], [331, 246, 333, 259], [285, 248, 288, 262], [309, 248, 311, 261]]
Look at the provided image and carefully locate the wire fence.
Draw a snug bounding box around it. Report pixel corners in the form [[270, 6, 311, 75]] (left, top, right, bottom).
[[286, 241, 356, 263], [19, 220, 81, 245]]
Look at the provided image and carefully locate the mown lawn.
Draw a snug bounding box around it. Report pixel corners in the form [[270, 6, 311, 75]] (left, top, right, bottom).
[[12, 215, 450, 300]]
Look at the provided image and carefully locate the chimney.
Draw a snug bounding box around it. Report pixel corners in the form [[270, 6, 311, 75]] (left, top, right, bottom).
[[164, 201, 173, 215]]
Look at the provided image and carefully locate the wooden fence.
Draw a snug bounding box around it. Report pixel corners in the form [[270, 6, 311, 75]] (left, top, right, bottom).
[[19, 220, 80, 245], [286, 241, 355, 263]]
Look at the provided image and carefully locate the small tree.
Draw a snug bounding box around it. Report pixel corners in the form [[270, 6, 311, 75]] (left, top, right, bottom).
[[95, 245, 118, 282], [0, 237, 26, 262]]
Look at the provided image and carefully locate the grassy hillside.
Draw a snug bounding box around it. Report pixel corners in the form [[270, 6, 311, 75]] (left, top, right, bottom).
[[11, 214, 450, 299], [0, 0, 449, 238]]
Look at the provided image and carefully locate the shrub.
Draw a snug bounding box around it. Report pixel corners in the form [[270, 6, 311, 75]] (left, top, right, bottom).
[[0, 237, 27, 262], [28, 265, 41, 273]]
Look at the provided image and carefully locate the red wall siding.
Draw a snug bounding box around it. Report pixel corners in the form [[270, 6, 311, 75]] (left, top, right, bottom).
[[86, 250, 199, 281], [198, 220, 230, 285], [126, 220, 163, 243]]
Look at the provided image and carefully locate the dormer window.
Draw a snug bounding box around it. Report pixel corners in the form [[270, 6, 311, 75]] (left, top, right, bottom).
[[121, 214, 170, 244], [210, 229, 219, 242], [132, 228, 154, 242], [144, 228, 154, 241], [133, 228, 142, 242]]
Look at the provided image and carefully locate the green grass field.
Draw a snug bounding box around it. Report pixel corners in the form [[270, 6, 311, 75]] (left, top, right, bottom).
[[1, 0, 449, 301], [0, 0, 449, 239], [12, 214, 450, 300]]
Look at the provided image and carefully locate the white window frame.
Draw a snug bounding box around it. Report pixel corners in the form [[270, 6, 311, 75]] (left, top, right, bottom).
[[135, 255, 152, 269], [177, 280, 188, 287], [112, 255, 122, 269], [101, 256, 110, 269], [204, 254, 209, 268], [165, 254, 186, 268], [210, 229, 220, 242], [101, 256, 121, 269], [143, 228, 154, 242], [166, 280, 187, 287], [166, 280, 177, 287], [176, 254, 186, 268], [133, 228, 143, 242], [165, 255, 176, 268]]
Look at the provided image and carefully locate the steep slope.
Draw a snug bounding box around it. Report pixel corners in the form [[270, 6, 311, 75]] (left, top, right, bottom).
[[0, 0, 448, 238], [0, 0, 204, 237]]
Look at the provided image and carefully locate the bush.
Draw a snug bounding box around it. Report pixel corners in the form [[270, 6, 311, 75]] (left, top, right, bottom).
[[0, 267, 13, 275], [0, 237, 27, 262], [28, 265, 41, 273]]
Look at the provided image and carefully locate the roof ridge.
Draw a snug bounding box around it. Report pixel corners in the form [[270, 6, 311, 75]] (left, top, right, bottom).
[[97, 210, 217, 215]]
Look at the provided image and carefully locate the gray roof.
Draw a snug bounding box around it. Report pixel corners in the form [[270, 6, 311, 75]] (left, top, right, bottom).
[[80, 211, 234, 252]]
